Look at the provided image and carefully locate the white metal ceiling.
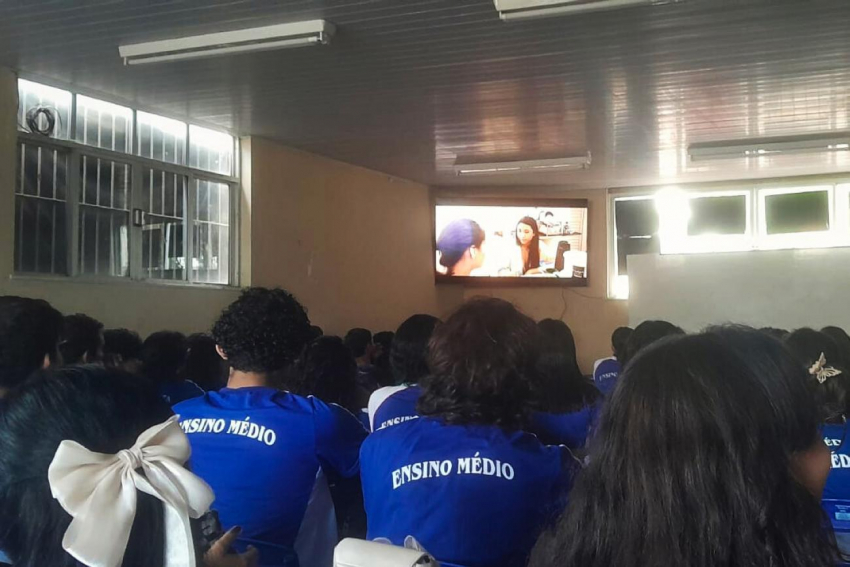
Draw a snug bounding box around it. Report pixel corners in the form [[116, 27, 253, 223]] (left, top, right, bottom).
[[3, 0, 850, 188]]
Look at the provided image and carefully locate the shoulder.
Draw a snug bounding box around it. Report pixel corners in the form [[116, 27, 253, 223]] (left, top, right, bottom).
[[592, 357, 614, 374], [173, 394, 209, 416]]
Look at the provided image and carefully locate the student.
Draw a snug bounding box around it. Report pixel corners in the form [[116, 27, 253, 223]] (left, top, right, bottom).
[[530, 329, 838, 567], [436, 219, 486, 276], [0, 296, 63, 396], [361, 298, 578, 567], [822, 326, 850, 370], [528, 319, 601, 450], [103, 328, 143, 373], [0, 365, 257, 567], [372, 331, 394, 388], [344, 328, 379, 407], [621, 319, 684, 366], [368, 314, 440, 431], [142, 331, 202, 405], [175, 288, 367, 567], [591, 326, 632, 396], [59, 313, 104, 365], [183, 333, 229, 392]]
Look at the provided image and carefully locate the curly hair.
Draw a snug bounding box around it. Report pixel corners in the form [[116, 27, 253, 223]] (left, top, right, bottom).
[[417, 297, 540, 429], [59, 313, 104, 365], [390, 314, 440, 386], [212, 287, 312, 374], [0, 297, 63, 390]]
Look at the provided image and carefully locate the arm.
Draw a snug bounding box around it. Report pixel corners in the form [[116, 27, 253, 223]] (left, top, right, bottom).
[[313, 399, 368, 478]]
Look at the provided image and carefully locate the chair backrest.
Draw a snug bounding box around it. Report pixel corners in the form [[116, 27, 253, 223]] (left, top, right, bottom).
[[823, 499, 850, 533], [334, 538, 438, 567]]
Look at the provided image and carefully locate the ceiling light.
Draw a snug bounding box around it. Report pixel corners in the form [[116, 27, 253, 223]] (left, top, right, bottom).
[[119, 20, 335, 65], [689, 134, 850, 162], [494, 0, 657, 21], [453, 154, 591, 176]]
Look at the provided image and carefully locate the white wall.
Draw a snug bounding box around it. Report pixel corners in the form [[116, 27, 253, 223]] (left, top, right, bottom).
[[628, 247, 850, 332]]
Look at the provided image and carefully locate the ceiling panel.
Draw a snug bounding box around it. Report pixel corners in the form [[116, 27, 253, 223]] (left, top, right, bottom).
[[3, 0, 850, 188]]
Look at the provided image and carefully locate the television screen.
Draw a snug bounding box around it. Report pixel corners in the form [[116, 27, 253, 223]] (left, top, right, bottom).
[[434, 199, 589, 284]]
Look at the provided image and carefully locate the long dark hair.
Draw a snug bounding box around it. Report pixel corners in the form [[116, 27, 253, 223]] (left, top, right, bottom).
[[436, 219, 485, 275], [786, 328, 849, 424], [621, 319, 683, 366], [822, 326, 850, 370], [535, 319, 599, 413], [293, 336, 359, 415], [390, 314, 440, 386], [515, 216, 540, 274], [0, 365, 173, 567], [417, 297, 541, 429], [530, 330, 838, 567]]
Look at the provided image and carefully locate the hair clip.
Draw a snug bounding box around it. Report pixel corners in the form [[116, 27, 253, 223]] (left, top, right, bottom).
[[809, 352, 843, 384]]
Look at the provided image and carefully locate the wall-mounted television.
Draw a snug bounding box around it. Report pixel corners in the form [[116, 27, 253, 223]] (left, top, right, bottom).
[[434, 197, 589, 286]]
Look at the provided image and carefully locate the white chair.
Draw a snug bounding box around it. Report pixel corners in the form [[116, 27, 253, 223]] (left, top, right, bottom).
[[334, 538, 438, 567]]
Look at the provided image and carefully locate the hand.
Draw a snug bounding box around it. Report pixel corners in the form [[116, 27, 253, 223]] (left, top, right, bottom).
[[204, 527, 259, 567]]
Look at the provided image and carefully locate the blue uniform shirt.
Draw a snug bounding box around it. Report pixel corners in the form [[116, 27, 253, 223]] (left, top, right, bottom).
[[369, 385, 422, 431], [592, 357, 621, 396], [160, 380, 204, 405], [823, 424, 850, 536], [175, 387, 367, 567], [361, 417, 576, 567]]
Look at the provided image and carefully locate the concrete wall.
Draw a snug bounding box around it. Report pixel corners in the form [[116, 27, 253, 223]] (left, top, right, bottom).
[[248, 137, 463, 335], [0, 67, 240, 336]]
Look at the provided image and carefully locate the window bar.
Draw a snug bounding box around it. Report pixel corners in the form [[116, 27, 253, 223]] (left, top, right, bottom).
[[97, 108, 102, 148], [36, 146, 42, 197], [18, 143, 25, 196], [111, 113, 117, 152], [83, 107, 89, 145], [52, 148, 58, 200], [51, 198, 57, 274], [34, 200, 41, 271], [149, 169, 154, 278], [207, 182, 213, 282], [70, 93, 78, 141]]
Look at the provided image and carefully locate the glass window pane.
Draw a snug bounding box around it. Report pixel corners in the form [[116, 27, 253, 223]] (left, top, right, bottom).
[[142, 168, 187, 281], [78, 156, 130, 277], [189, 125, 234, 176], [137, 111, 186, 165], [14, 142, 68, 275], [765, 190, 830, 235], [615, 198, 660, 276], [74, 95, 133, 153], [193, 179, 230, 285], [688, 195, 747, 236], [17, 79, 71, 139]]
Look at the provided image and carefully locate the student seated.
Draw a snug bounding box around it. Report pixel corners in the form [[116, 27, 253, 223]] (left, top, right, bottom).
[[527, 319, 601, 450], [591, 326, 632, 396], [103, 328, 144, 374], [361, 298, 579, 567], [59, 313, 104, 365], [344, 328, 379, 407], [0, 296, 63, 396], [786, 328, 850, 554], [621, 319, 684, 366], [0, 364, 256, 567], [368, 314, 440, 431], [530, 328, 839, 567], [142, 331, 202, 405], [822, 326, 850, 370], [175, 288, 368, 567], [183, 333, 229, 392]]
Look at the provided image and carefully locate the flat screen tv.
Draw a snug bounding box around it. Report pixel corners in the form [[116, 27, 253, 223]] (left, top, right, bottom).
[[434, 197, 589, 286]]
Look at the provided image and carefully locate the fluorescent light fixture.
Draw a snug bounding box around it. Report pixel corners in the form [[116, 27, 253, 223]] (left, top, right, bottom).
[[689, 133, 850, 162], [494, 0, 656, 21], [453, 154, 591, 176], [119, 20, 335, 65]]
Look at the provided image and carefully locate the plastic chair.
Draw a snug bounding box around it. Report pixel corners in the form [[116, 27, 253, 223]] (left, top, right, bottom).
[[334, 538, 438, 567]]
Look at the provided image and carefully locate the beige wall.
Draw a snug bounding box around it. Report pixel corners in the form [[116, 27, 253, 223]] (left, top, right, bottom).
[[249, 137, 463, 335], [448, 188, 629, 372], [0, 67, 240, 336]]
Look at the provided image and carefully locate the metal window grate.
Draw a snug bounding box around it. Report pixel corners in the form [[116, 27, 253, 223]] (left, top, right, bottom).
[[75, 95, 133, 154], [142, 168, 187, 281], [193, 179, 230, 284], [78, 155, 131, 277], [15, 142, 69, 274]]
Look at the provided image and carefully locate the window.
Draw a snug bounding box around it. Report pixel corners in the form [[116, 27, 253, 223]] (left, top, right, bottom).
[[75, 96, 133, 153], [15, 142, 68, 274], [14, 79, 238, 286], [610, 182, 850, 298]]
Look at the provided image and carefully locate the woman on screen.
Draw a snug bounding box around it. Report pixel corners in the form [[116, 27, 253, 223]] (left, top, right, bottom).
[[436, 219, 486, 276], [510, 216, 550, 276]]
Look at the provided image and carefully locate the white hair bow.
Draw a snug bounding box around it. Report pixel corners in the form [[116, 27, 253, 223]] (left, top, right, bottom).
[[48, 415, 215, 567], [809, 352, 843, 384]]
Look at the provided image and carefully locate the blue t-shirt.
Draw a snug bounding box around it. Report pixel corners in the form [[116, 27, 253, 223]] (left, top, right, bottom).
[[823, 424, 850, 534], [361, 417, 576, 567], [592, 357, 621, 396], [369, 385, 422, 431], [160, 380, 204, 405], [527, 404, 599, 449], [175, 388, 367, 567]]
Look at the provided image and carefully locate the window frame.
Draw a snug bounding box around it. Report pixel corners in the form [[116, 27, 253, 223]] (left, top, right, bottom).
[[608, 178, 850, 299], [16, 131, 240, 288]]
